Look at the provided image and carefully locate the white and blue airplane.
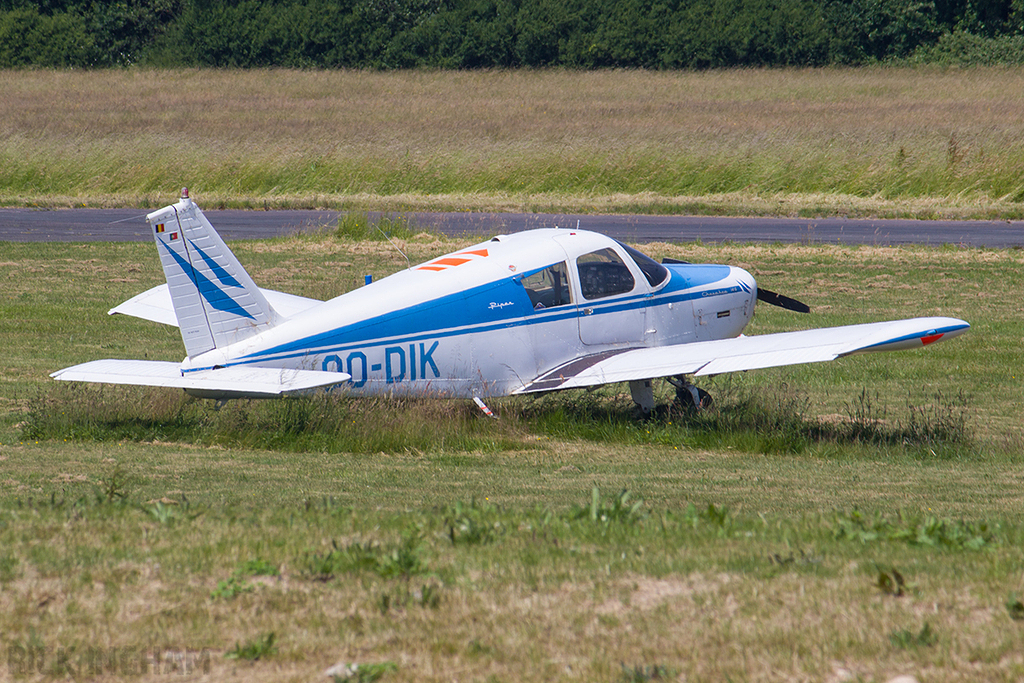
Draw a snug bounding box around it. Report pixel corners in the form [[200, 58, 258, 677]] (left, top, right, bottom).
[[52, 190, 970, 413]]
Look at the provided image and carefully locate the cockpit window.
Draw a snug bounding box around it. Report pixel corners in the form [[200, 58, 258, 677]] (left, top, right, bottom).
[[520, 262, 572, 309], [576, 248, 636, 300], [617, 241, 669, 288]]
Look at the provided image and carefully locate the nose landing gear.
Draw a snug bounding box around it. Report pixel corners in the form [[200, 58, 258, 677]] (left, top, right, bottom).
[[629, 379, 656, 415]]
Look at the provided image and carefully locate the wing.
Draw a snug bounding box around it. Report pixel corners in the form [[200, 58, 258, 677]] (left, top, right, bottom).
[[50, 359, 350, 399], [515, 317, 969, 393], [108, 284, 323, 327]]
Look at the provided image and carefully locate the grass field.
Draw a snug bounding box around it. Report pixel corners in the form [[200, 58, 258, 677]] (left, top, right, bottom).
[[3, 68, 1024, 218], [2, 227, 1024, 682]]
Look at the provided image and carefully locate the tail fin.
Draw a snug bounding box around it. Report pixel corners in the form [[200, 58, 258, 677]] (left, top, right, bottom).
[[146, 189, 279, 358]]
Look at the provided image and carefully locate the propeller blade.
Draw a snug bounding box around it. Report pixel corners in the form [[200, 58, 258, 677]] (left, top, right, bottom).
[[757, 287, 810, 313]]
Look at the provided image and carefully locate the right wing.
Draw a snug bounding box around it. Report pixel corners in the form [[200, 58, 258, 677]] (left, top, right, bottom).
[[51, 359, 350, 400], [516, 317, 969, 393]]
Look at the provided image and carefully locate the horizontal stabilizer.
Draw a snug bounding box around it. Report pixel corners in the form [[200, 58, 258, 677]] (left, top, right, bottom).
[[516, 317, 969, 393], [51, 359, 350, 399], [109, 284, 322, 328]]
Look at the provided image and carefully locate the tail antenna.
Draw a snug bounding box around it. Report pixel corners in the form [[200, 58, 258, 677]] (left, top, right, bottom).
[[375, 221, 411, 270]]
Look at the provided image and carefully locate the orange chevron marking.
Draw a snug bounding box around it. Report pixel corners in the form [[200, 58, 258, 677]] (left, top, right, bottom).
[[416, 249, 490, 272]]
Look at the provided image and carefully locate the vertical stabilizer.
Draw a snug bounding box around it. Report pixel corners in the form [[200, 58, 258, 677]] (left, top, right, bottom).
[[146, 189, 278, 358]]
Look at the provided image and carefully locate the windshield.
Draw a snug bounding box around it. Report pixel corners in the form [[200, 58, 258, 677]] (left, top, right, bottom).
[[616, 241, 669, 288]]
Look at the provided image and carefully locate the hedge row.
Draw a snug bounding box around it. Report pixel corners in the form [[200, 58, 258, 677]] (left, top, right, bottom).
[[1, 0, 1023, 68]]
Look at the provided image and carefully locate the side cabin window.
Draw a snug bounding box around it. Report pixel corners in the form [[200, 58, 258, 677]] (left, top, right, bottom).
[[617, 241, 669, 288], [521, 262, 572, 309], [576, 248, 635, 301]]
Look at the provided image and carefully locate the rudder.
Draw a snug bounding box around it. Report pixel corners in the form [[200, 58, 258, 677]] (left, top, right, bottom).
[[147, 189, 278, 358]]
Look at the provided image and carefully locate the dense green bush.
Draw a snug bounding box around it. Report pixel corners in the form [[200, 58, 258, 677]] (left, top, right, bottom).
[[909, 28, 1024, 64], [0, 8, 98, 66], [0, 0, 184, 66], [1, 0, 1023, 69]]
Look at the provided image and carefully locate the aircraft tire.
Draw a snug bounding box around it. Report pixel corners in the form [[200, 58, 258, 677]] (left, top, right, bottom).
[[675, 385, 713, 412]]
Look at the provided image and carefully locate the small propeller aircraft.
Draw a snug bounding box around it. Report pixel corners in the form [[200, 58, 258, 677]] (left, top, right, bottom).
[[52, 189, 970, 414]]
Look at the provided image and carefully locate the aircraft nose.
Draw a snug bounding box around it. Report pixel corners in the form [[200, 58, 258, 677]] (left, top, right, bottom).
[[733, 266, 757, 299]]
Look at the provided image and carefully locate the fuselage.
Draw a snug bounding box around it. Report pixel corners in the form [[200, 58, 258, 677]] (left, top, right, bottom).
[[181, 229, 757, 398]]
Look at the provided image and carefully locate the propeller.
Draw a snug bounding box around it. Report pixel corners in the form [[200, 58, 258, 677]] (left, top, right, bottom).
[[755, 287, 810, 313], [661, 257, 810, 313]]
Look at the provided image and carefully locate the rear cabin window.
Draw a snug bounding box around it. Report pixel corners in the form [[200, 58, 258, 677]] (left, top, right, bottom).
[[521, 262, 572, 309], [576, 248, 635, 300]]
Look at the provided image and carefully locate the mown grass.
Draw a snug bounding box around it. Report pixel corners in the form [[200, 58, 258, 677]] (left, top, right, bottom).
[[3, 234, 1024, 681], [2, 68, 1024, 217], [2, 484, 1023, 682]]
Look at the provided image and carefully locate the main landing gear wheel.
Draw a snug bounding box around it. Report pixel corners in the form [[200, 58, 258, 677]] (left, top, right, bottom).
[[668, 376, 713, 412]]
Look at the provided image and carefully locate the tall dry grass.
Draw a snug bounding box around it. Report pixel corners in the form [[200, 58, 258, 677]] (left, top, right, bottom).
[[2, 67, 1024, 214]]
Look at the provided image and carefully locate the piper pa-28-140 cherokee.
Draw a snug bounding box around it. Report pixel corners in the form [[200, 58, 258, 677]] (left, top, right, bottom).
[[52, 190, 970, 413]]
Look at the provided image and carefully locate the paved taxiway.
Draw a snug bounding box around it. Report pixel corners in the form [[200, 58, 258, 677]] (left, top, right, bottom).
[[1, 208, 1021, 247]]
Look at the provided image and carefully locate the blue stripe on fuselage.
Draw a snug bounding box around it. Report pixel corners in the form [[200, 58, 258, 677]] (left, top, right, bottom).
[[231, 263, 736, 365], [241, 276, 538, 361]]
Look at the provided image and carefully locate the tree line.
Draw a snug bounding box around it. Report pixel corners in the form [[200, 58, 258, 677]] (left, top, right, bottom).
[[2, 0, 1023, 69]]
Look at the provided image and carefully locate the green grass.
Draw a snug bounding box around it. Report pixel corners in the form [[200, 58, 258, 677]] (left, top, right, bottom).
[[16, 379, 976, 461], [1, 484, 1022, 681], [225, 632, 278, 662], [335, 213, 421, 242], [3, 235, 1024, 681], [20, 384, 532, 455]]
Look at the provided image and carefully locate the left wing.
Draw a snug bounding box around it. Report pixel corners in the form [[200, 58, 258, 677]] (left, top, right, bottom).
[[516, 317, 969, 393], [50, 359, 350, 399]]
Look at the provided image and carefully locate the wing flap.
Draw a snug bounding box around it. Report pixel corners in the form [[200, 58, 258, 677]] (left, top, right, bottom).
[[51, 359, 350, 399], [515, 317, 969, 393]]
